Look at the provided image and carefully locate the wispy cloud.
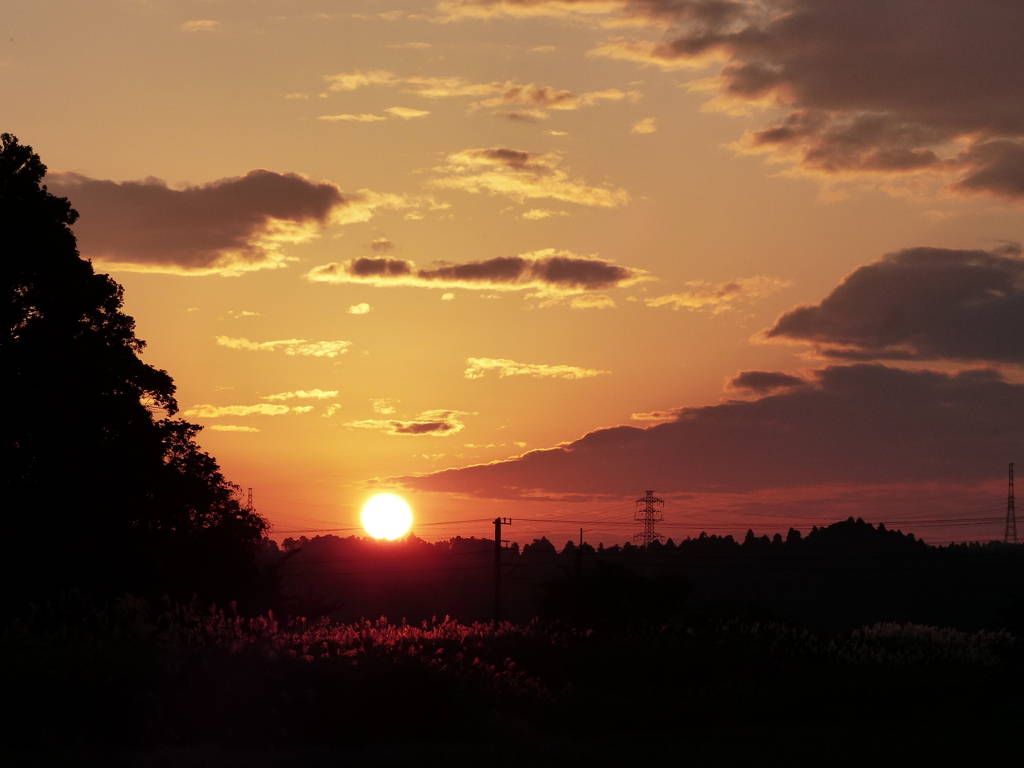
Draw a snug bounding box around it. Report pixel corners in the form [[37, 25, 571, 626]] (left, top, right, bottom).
[[261, 389, 340, 401], [385, 106, 431, 119], [464, 357, 608, 379], [429, 147, 629, 208], [183, 404, 292, 418], [181, 20, 219, 32], [345, 409, 467, 436], [630, 117, 657, 134], [348, 303, 372, 315], [646, 276, 788, 314], [324, 69, 634, 120], [215, 336, 352, 357], [318, 113, 388, 122], [208, 425, 261, 433], [305, 249, 647, 295]]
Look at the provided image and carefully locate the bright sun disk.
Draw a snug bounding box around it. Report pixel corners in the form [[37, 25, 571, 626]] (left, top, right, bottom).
[[361, 494, 413, 540]]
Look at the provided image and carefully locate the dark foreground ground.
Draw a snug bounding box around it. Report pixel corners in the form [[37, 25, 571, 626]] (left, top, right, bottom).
[[4, 593, 1022, 767]]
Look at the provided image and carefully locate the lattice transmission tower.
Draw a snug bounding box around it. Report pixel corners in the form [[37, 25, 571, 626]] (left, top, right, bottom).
[[634, 490, 665, 547], [1006, 463, 1017, 544]]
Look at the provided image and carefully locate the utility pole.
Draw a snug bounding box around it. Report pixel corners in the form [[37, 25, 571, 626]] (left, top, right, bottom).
[[575, 527, 583, 578], [1006, 463, 1017, 544], [493, 517, 512, 628]]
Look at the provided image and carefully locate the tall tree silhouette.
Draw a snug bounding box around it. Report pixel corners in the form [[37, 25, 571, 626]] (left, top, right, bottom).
[[1, 134, 266, 601]]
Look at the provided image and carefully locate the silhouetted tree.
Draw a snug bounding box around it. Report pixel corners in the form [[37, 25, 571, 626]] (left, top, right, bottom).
[[1, 134, 267, 602]]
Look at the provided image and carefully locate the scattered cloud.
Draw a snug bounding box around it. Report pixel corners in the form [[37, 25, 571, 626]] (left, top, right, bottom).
[[522, 208, 570, 220], [631, 409, 681, 422], [181, 20, 219, 32], [448, 1, 1024, 202], [429, 147, 629, 207], [646, 276, 788, 313], [348, 303, 372, 315], [215, 336, 352, 357], [464, 357, 608, 380], [261, 389, 339, 401], [568, 293, 616, 309], [385, 106, 431, 119], [48, 171, 427, 276], [764, 245, 1024, 364], [370, 237, 394, 253], [324, 69, 634, 120], [305, 249, 647, 295], [208, 425, 261, 433], [346, 409, 467, 436], [630, 117, 657, 134], [372, 398, 399, 414], [726, 371, 807, 395], [399, 364, 1024, 498], [318, 113, 388, 122], [182, 404, 292, 418], [323, 404, 343, 418], [441, 292, 455, 301]]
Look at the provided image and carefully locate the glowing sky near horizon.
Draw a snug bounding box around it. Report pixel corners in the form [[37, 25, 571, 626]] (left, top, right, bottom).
[[4, 1, 1022, 545]]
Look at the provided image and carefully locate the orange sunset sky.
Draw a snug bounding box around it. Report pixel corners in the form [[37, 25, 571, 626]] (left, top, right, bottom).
[[4, 0, 1023, 545]]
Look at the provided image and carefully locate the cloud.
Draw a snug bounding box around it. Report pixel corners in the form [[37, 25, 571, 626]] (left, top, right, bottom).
[[430, 147, 629, 207], [181, 20, 219, 32], [398, 364, 1024, 498], [646, 276, 788, 313], [578, 0, 1024, 201], [453, 2, 1024, 201], [370, 237, 394, 253], [345, 409, 467, 436], [631, 409, 681, 422], [261, 389, 339, 401], [208, 425, 261, 433], [305, 249, 647, 295], [568, 293, 616, 309], [385, 106, 431, 119], [48, 170, 410, 276], [764, 245, 1024, 364], [442, 292, 455, 300], [726, 370, 807, 395], [630, 117, 657, 134], [215, 336, 352, 357], [318, 113, 388, 122], [372, 398, 399, 414], [324, 69, 633, 120], [348, 303, 372, 315], [182, 404, 292, 418], [435, 0, 637, 21], [464, 357, 609, 379]]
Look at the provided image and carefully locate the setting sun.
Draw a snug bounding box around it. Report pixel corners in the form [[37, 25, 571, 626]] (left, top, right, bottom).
[[361, 494, 413, 540]]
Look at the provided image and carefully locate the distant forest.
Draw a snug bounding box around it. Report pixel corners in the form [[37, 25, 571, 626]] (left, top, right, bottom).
[[274, 517, 1024, 632]]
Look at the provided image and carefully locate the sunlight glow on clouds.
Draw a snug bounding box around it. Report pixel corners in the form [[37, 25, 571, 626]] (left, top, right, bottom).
[[305, 249, 647, 294], [646, 276, 789, 313], [464, 357, 609, 379], [261, 390, 340, 401], [48, 171, 436, 276], [346, 410, 468, 436], [429, 147, 630, 207], [183, 404, 292, 418], [215, 336, 352, 357]]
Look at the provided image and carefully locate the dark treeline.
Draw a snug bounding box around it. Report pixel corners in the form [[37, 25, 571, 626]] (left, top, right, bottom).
[[275, 517, 1024, 632]]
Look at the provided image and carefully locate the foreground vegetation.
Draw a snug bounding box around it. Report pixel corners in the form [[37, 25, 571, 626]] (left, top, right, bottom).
[[4, 593, 1022, 763]]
